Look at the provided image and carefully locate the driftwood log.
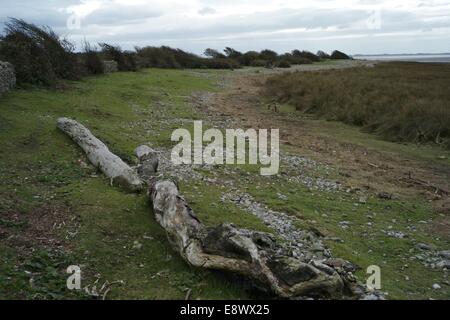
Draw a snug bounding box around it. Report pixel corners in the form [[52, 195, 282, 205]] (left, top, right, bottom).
[[59, 118, 370, 299], [57, 118, 143, 192]]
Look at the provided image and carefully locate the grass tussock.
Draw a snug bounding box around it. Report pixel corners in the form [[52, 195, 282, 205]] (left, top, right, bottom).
[[264, 62, 450, 148]]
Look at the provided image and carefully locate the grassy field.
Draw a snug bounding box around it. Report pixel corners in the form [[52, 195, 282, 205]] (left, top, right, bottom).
[[0, 67, 449, 300], [0, 68, 262, 299], [264, 62, 450, 148]]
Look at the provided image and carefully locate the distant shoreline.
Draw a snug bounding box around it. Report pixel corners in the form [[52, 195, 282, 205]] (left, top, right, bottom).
[[353, 53, 450, 57], [352, 53, 450, 63]]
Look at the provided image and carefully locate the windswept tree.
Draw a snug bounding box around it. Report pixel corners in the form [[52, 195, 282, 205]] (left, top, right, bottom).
[[99, 43, 137, 71], [259, 49, 278, 62], [224, 47, 242, 59], [0, 18, 78, 85], [82, 41, 104, 75], [330, 50, 351, 60], [239, 51, 260, 66], [204, 48, 226, 59], [317, 50, 331, 59], [292, 50, 320, 62]]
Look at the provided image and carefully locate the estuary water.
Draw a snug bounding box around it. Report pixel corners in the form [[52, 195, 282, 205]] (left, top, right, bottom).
[[353, 54, 450, 63]]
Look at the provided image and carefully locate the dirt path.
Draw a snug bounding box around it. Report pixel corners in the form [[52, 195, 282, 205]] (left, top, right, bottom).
[[197, 62, 450, 238]]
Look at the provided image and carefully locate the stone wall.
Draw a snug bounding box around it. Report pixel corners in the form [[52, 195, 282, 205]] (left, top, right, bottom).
[[103, 60, 118, 73], [0, 61, 16, 95]]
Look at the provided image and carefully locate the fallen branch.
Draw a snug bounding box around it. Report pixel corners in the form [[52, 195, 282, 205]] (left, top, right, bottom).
[[400, 171, 449, 196], [58, 118, 372, 299], [136, 146, 362, 299], [57, 117, 143, 192]]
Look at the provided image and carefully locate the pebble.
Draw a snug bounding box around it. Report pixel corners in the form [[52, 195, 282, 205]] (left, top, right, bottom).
[[432, 284, 441, 290], [132, 241, 143, 250], [416, 243, 433, 250], [438, 250, 450, 259]]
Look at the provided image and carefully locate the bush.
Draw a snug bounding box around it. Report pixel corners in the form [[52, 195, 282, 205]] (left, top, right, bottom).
[[136, 46, 237, 70], [317, 50, 330, 59], [135, 46, 180, 68], [250, 59, 268, 67], [239, 51, 260, 66], [0, 18, 78, 86], [99, 43, 137, 71], [275, 60, 291, 68], [204, 48, 226, 59], [330, 50, 351, 60], [259, 49, 278, 62], [292, 50, 320, 62], [204, 58, 240, 69], [82, 42, 104, 75]]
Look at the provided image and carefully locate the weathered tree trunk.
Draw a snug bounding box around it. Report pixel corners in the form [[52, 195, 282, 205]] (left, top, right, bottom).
[[58, 118, 369, 299], [57, 118, 143, 192], [135, 146, 355, 299], [150, 179, 347, 298]]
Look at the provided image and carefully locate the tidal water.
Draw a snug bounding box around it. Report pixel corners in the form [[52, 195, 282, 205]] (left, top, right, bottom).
[[353, 54, 450, 63]]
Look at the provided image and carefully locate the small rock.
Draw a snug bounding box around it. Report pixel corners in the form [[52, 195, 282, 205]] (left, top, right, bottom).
[[438, 250, 450, 259], [277, 193, 288, 201], [132, 241, 143, 250], [378, 192, 393, 200], [362, 294, 384, 300], [311, 243, 325, 252], [339, 221, 350, 230], [386, 231, 407, 239], [416, 243, 433, 251], [432, 283, 441, 290], [436, 260, 450, 269]]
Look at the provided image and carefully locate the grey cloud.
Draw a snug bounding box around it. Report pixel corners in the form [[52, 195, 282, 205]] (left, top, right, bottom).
[[198, 7, 217, 16], [0, 0, 78, 29], [1, 0, 449, 54], [83, 4, 162, 26]]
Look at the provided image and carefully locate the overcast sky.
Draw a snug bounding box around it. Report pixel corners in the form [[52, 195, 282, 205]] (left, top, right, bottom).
[[1, 0, 449, 55]]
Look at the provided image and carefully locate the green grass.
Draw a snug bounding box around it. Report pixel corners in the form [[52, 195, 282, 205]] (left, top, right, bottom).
[[237, 176, 450, 300], [1, 66, 449, 300], [0, 68, 254, 300]]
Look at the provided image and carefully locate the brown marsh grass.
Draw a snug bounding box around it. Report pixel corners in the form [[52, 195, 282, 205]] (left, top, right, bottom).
[[264, 62, 450, 148]]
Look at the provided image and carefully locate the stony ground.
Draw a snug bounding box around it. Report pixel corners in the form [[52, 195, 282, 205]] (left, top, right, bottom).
[[178, 61, 450, 299], [0, 62, 449, 299]]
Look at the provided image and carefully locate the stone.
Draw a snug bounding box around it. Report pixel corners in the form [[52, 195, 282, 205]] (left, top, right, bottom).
[[362, 293, 383, 300], [386, 231, 407, 239], [436, 260, 450, 269], [0, 61, 16, 95], [378, 192, 393, 200], [432, 283, 441, 290], [277, 193, 288, 201], [438, 250, 450, 259], [103, 60, 118, 73], [132, 240, 143, 250], [416, 243, 433, 250]]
